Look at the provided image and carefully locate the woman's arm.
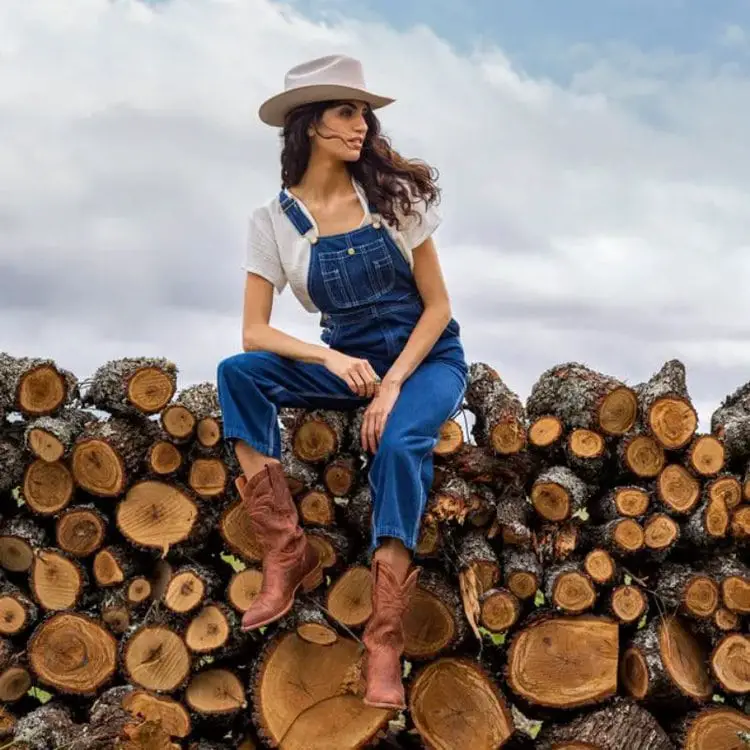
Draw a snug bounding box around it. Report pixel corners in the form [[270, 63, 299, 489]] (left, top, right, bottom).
[[242, 273, 330, 363], [381, 236, 453, 387], [242, 273, 380, 396]]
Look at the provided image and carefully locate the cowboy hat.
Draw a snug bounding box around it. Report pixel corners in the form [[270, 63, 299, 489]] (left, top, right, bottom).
[[258, 54, 396, 127]]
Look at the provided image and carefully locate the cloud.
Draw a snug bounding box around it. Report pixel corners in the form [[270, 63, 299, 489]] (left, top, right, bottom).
[[1, 0, 749, 430]]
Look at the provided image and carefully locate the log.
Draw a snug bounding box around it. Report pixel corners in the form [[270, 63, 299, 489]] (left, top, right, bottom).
[[705, 472, 743, 510], [671, 706, 750, 749], [322, 453, 359, 497], [479, 587, 521, 633], [409, 657, 515, 749], [326, 565, 372, 629], [506, 614, 619, 712], [55, 503, 108, 557], [24, 407, 94, 462], [709, 633, 750, 694], [161, 402, 197, 442], [543, 561, 597, 614], [466, 362, 527, 454], [249, 633, 391, 749], [184, 667, 247, 724], [642, 513, 680, 559], [287, 408, 350, 462], [92, 544, 144, 587], [684, 433, 725, 477], [502, 548, 543, 601], [620, 615, 713, 705], [535, 697, 675, 750], [593, 486, 651, 521], [0, 637, 31, 702], [527, 362, 637, 435], [609, 584, 648, 625], [590, 518, 645, 557], [0, 352, 77, 417], [173, 381, 222, 448], [30, 548, 87, 611], [0, 516, 46, 572], [638, 359, 697, 449], [28, 612, 118, 695], [81, 356, 178, 417], [148, 437, 185, 476], [653, 563, 719, 620], [565, 428, 609, 480], [530, 466, 589, 522], [707, 555, 750, 614], [656, 464, 700, 516], [527, 415, 563, 451], [0, 579, 38, 636], [297, 486, 336, 527], [121, 622, 192, 693], [278, 597, 338, 645], [21, 457, 75, 515], [711, 402, 750, 463], [730, 504, 750, 544], [617, 430, 665, 479], [71, 416, 157, 497], [584, 548, 617, 586], [682, 494, 730, 547]]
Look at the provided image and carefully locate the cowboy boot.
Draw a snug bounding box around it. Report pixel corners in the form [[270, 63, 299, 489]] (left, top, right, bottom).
[[362, 559, 421, 710], [236, 462, 322, 631]]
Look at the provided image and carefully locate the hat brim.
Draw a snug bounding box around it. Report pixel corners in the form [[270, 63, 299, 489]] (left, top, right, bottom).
[[258, 84, 395, 127]]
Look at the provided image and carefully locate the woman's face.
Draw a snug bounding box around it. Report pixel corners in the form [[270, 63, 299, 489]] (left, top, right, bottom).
[[310, 100, 369, 162]]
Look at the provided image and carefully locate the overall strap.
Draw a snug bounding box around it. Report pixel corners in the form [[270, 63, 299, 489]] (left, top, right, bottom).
[[278, 190, 314, 237]]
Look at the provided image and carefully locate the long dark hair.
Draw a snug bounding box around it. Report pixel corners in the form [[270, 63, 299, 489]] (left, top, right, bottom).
[[279, 100, 440, 231]]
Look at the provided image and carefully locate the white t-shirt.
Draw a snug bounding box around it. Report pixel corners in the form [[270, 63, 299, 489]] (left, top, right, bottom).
[[243, 177, 442, 313]]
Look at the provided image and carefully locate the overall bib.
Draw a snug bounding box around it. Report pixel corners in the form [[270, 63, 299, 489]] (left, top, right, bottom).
[[217, 190, 468, 552]]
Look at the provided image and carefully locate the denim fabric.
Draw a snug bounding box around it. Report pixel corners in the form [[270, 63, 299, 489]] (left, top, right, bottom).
[[217, 189, 468, 553]]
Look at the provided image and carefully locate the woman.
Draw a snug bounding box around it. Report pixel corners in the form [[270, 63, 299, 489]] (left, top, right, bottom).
[[216, 54, 468, 710]]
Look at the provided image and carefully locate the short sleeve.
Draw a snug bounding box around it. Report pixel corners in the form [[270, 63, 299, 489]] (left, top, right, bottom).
[[399, 198, 442, 250], [242, 207, 287, 293]]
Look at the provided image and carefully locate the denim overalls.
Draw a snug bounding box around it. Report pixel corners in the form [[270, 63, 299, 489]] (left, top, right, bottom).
[[217, 189, 468, 552]]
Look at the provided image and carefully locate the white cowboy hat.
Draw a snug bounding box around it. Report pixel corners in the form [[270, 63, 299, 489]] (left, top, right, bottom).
[[258, 54, 396, 127]]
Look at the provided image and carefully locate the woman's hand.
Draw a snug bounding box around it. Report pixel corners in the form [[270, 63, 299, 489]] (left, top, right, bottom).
[[361, 380, 401, 453], [322, 349, 381, 398]]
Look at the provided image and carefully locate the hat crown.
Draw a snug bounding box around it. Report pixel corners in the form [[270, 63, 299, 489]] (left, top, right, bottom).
[[284, 54, 366, 93]]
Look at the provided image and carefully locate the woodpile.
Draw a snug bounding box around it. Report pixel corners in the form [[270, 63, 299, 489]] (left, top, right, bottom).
[[0, 352, 749, 749]]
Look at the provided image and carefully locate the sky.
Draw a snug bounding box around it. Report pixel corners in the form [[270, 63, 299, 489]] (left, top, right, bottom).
[[2, 0, 750, 430]]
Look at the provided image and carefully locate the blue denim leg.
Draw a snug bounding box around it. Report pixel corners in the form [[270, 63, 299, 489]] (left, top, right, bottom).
[[367, 358, 467, 553], [216, 351, 367, 459]]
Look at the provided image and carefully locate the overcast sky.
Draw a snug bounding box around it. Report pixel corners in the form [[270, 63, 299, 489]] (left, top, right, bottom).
[[2, 0, 750, 429]]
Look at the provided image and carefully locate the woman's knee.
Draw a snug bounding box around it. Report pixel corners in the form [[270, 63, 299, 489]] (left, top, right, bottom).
[[217, 351, 278, 386]]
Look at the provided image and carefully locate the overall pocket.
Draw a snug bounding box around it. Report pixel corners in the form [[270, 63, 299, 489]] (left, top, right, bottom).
[[319, 238, 396, 309]]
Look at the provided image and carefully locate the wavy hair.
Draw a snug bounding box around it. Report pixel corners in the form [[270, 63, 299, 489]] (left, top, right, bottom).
[[279, 100, 440, 231]]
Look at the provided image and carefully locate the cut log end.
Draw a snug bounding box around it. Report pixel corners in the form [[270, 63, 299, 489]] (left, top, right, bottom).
[[643, 513, 680, 552], [708, 474, 742, 510], [688, 435, 725, 476], [123, 625, 191, 692], [722, 574, 750, 614], [56, 507, 106, 557], [28, 612, 117, 695], [507, 571, 539, 601], [552, 571, 597, 613], [185, 604, 231, 653], [293, 420, 337, 463], [649, 396, 698, 449], [610, 585, 647, 624], [615, 487, 650, 517], [507, 615, 618, 709], [71, 439, 124, 497], [326, 566, 372, 628], [28, 425, 63, 461], [196, 416, 221, 448], [185, 668, 247, 716], [164, 570, 207, 614], [658, 464, 701, 514], [611, 519, 645, 554], [188, 458, 227, 498], [121, 690, 192, 739], [128, 367, 176, 414], [18, 364, 67, 415], [479, 588, 520, 633], [410, 658, 514, 750], [682, 707, 750, 750], [684, 575, 720, 619], [31, 549, 84, 611], [624, 435, 664, 478], [116, 480, 198, 555], [161, 404, 196, 440], [435, 419, 464, 456], [731, 505, 750, 542], [568, 429, 605, 459], [298, 490, 335, 527], [491, 419, 526, 455], [227, 568, 263, 614], [710, 633, 750, 694], [584, 549, 616, 585], [149, 441, 183, 475], [252, 633, 390, 748], [599, 386, 638, 435], [528, 415, 563, 448], [531, 483, 571, 523], [22, 459, 74, 515]]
